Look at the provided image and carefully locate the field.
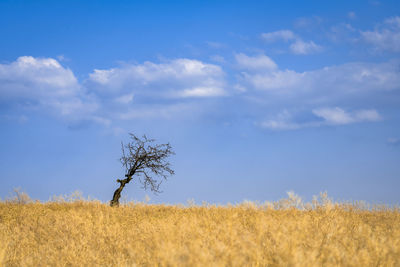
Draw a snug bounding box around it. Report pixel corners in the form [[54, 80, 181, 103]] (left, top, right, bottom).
[[0, 192, 399, 266]]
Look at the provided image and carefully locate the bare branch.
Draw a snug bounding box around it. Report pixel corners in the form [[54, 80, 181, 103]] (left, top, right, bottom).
[[110, 133, 175, 206]]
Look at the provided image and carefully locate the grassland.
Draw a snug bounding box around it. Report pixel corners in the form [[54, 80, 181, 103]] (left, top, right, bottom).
[[0, 192, 399, 266]]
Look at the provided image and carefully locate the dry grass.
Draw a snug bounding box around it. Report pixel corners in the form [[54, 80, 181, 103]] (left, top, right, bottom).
[[0, 191, 399, 266]]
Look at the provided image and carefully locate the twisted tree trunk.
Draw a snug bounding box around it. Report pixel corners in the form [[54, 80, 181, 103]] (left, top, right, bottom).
[[110, 175, 132, 207]]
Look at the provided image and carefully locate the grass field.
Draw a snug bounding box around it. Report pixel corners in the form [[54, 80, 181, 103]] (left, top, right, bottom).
[[0, 191, 399, 266]]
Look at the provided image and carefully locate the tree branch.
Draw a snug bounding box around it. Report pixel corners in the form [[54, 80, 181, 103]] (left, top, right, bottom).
[[110, 133, 175, 207]]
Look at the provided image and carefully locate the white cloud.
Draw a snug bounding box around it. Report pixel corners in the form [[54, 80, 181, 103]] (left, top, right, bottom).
[[239, 57, 400, 94], [178, 87, 226, 98], [313, 107, 354, 124], [88, 58, 226, 98], [235, 53, 277, 70], [0, 56, 98, 120], [236, 51, 393, 131], [1, 52, 394, 131], [242, 70, 304, 92], [261, 30, 295, 42], [0, 56, 229, 126], [361, 16, 400, 52], [290, 40, 322, 54], [261, 29, 322, 55], [260, 108, 381, 131], [259, 110, 301, 130], [0, 56, 79, 99], [354, 109, 382, 121], [82, 58, 228, 125], [313, 107, 381, 125]]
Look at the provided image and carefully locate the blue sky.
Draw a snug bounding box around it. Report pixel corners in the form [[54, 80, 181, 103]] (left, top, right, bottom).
[[1, 0, 400, 204]]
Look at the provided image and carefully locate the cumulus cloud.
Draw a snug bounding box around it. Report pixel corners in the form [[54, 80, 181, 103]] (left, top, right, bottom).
[[87, 58, 226, 98], [1, 52, 395, 132], [235, 53, 277, 70], [0, 56, 98, 120], [260, 30, 296, 42], [361, 16, 400, 52], [0, 56, 79, 99], [0, 56, 229, 128]]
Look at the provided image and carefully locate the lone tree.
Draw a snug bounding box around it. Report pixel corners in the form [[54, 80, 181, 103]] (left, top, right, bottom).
[[110, 133, 175, 207]]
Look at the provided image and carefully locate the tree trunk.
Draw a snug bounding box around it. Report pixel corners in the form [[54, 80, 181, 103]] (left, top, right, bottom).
[[110, 176, 132, 207]]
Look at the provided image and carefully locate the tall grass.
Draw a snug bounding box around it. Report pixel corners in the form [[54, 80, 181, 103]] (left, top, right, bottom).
[[0, 191, 399, 266]]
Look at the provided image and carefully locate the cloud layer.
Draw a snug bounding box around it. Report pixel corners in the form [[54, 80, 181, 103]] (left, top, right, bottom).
[[87, 59, 226, 99], [0, 53, 396, 130], [0, 57, 228, 125], [1, 16, 399, 131], [238, 56, 400, 94]]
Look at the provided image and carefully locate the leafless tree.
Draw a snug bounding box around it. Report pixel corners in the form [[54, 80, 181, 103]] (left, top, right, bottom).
[[110, 133, 175, 207]]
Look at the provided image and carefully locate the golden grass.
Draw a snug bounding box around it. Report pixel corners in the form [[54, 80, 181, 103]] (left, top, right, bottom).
[[0, 192, 399, 266]]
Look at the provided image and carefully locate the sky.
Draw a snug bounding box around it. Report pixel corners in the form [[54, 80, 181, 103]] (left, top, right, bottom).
[[1, 0, 400, 204]]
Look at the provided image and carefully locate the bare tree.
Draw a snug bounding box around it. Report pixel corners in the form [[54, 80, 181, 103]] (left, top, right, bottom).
[[110, 133, 175, 207]]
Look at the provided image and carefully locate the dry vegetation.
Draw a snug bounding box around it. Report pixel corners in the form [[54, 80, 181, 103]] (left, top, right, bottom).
[[0, 191, 399, 266]]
